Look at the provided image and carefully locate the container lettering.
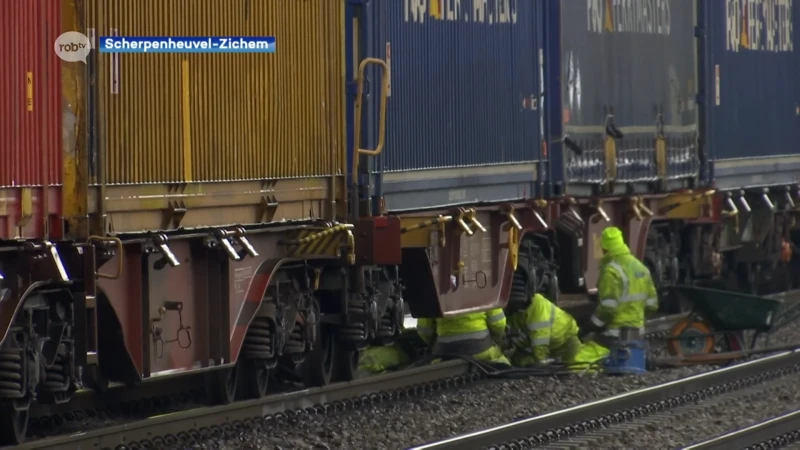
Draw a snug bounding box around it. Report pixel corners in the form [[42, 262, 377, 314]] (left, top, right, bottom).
[[587, 0, 671, 35], [404, 0, 517, 24], [726, 0, 794, 52]]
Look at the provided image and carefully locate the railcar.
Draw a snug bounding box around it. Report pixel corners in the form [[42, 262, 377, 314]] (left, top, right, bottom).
[[0, 0, 403, 444], [0, 0, 798, 445], [361, 0, 800, 351]]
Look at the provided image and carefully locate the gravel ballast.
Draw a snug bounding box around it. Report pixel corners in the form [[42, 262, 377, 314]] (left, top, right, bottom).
[[582, 372, 800, 449], [199, 304, 800, 450]]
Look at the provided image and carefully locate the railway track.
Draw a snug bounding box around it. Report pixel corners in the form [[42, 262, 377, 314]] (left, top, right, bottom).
[[7, 304, 797, 450], [410, 349, 800, 450], [2, 313, 687, 449], [684, 409, 800, 450], [12, 360, 478, 450]]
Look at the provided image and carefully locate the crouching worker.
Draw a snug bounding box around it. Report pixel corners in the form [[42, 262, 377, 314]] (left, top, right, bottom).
[[358, 344, 411, 375], [508, 293, 609, 371], [416, 309, 511, 367]]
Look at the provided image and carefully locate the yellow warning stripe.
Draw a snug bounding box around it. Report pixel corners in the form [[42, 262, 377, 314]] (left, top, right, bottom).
[[284, 227, 346, 258]]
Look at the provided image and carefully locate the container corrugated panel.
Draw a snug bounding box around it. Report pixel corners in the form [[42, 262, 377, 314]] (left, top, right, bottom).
[[0, 0, 63, 240], [366, 0, 542, 211], [88, 0, 345, 184], [0, 0, 63, 188], [556, 0, 700, 192], [704, 0, 800, 191]]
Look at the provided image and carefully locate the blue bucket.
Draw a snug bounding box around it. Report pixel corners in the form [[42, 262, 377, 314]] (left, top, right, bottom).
[[603, 340, 648, 375]]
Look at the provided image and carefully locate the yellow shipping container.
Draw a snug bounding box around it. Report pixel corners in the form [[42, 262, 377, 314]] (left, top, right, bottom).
[[88, 0, 345, 184]]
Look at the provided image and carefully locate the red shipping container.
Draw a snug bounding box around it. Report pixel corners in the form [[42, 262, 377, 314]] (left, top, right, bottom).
[[0, 0, 63, 240]]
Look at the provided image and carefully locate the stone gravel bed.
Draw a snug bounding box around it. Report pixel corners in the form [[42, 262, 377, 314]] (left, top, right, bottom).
[[569, 371, 800, 449], [196, 311, 800, 450], [200, 364, 717, 449]]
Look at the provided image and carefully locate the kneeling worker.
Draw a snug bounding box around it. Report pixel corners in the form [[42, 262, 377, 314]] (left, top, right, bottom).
[[507, 292, 609, 370], [417, 309, 510, 366]]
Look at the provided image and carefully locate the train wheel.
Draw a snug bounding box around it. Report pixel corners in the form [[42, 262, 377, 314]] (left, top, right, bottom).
[[206, 366, 238, 405], [302, 323, 335, 387], [239, 360, 270, 399], [333, 348, 360, 382], [0, 402, 29, 446], [667, 319, 716, 357]]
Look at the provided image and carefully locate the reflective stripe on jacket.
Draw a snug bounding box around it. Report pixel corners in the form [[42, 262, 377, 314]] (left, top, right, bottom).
[[591, 246, 658, 335], [509, 294, 578, 362], [416, 308, 506, 346]]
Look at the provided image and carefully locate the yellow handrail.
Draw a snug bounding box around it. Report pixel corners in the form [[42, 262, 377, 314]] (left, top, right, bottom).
[[352, 57, 389, 179]]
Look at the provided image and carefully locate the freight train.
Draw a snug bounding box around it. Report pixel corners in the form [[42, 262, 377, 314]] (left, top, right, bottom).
[[0, 0, 798, 444]]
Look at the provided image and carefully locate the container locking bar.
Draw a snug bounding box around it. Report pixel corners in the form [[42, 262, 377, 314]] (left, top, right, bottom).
[[629, 197, 654, 220], [782, 186, 795, 210], [722, 193, 739, 218], [213, 228, 259, 261], [736, 190, 752, 214], [455, 210, 474, 236], [464, 208, 486, 233], [152, 234, 180, 269], [503, 206, 523, 271], [591, 199, 610, 223], [759, 188, 776, 212]]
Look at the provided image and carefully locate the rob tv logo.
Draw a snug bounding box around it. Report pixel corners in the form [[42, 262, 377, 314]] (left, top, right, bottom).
[[54, 32, 91, 63]]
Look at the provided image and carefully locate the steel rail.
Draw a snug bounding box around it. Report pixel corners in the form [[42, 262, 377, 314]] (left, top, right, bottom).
[[410, 349, 800, 450], [3, 313, 693, 449], [11, 360, 473, 450], [683, 409, 800, 450]]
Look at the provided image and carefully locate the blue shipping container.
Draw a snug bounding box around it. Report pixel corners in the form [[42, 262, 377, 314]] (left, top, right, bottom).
[[546, 0, 701, 196], [364, 0, 543, 212], [703, 0, 800, 191]]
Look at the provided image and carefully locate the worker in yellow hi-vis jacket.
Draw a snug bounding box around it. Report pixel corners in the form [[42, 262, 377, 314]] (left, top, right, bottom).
[[417, 309, 510, 365]]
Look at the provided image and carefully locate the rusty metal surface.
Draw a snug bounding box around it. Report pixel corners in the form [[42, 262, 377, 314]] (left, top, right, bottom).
[[85, 0, 345, 184], [95, 228, 323, 377], [10, 360, 472, 450], [0, 0, 63, 239], [88, 177, 339, 234], [400, 209, 513, 316], [354, 217, 402, 266]]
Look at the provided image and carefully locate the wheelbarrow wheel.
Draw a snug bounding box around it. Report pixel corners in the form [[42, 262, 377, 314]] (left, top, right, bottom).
[[667, 319, 716, 357]]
